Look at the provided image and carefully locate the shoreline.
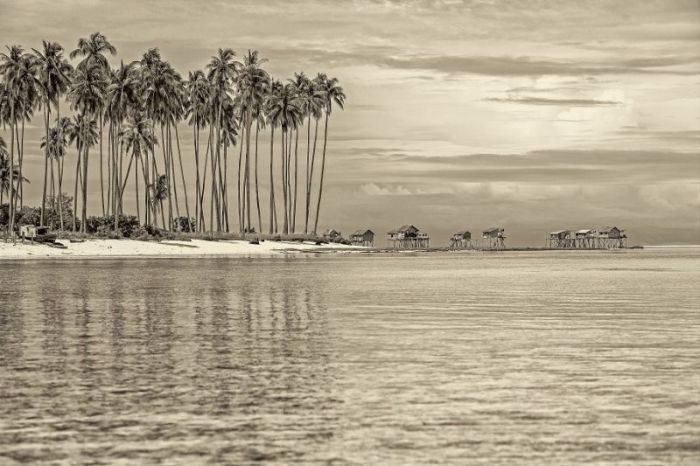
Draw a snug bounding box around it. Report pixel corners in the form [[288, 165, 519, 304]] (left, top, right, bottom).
[[0, 238, 366, 260], [0, 238, 654, 261]]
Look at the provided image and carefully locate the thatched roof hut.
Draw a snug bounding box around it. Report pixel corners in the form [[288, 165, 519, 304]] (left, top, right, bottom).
[[350, 229, 375, 246], [482, 227, 504, 238], [452, 230, 471, 241], [597, 226, 623, 239], [549, 230, 570, 239], [387, 224, 419, 240]]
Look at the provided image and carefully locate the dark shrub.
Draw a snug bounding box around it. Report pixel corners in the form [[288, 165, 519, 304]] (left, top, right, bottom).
[[85, 215, 141, 238], [173, 216, 196, 232]]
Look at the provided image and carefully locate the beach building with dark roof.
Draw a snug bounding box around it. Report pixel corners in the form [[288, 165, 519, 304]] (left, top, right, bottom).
[[482, 227, 505, 249], [350, 229, 375, 247], [387, 225, 429, 249], [450, 230, 472, 249], [548, 230, 572, 248]]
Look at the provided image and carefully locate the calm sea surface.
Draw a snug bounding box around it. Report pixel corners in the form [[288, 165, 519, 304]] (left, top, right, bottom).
[[0, 248, 699, 465]]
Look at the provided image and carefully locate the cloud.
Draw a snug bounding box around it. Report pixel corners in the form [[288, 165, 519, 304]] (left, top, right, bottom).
[[484, 96, 621, 106], [360, 183, 412, 196], [378, 54, 700, 77]]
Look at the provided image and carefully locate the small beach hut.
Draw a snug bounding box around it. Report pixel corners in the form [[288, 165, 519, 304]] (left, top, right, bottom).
[[450, 230, 472, 250], [597, 226, 626, 248], [548, 230, 571, 248], [482, 227, 505, 249], [387, 225, 427, 249], [350, 229, 375, 247], [574, 229, 595, 248]]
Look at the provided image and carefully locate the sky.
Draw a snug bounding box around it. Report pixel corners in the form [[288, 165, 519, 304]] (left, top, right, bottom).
[[1, 0, 699, 245]]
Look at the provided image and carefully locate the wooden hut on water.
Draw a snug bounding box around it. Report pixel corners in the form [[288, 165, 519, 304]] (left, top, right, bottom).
[[574, 229, 595, 248], [482, 227, 505, 249], [387, 225, 429, 249], [548, 227, 627, 249], [449, 230, 472, 250], [350, 229, 375, 247], [596, 226, 627, 248], [548, 230, 573, 248]]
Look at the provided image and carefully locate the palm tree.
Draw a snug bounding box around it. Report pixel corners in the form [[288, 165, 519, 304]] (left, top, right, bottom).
[[0, 135, 10, 206], [121, 113, 156, 225], [236, 50, 269, 234], [105, 60, 139, 229], [264, 80, 283, 233], [70, 32, 116, 216], [40, 118, 70, 229], [69, 32, 117, 70], [313, 75, 345, 235], [266, 82, 301, 234], [2, 35, 348, 241], [0, 45, 38, 239], [0, 137, 27, 230], [141, 49, 185, 230], [296, 73, 325, 234], [33, 40, 72, 226], [206, 48, 240, 233], [68, 64, 105, 232], [185, 70, 210, 232]]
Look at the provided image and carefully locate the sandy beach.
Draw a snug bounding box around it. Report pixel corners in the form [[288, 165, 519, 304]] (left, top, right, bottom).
[[0, 238, 362, 259]]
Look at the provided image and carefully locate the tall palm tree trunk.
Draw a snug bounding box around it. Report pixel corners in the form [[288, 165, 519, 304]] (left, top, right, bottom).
[[73, 147, 81, 232], [222, 132, 229, 232], [135, 156, 140, 225], [245, 112, 252, 233], [112, 123, 119, 231], [40, 106, 50, 226], [15, 120, 25, 212], [209, 111, 220, 234], [99, 113, 105, 216], [8, 110, 15, 241], [160, 124, 172, 230], [237, 122, 245, 233], [281, 129, 288, 234], [50, 157, 55, 205], [58, 151, 65, 231], [174, 124, 191, 231], [57, 101, 64, 232], [304, 115, 311, 234], [82, 144, 90, 233], [106, 123, 112, 217], [288, 129, 293, 231], [292, 128, 299, 233], [305, 117, 319, 235], [199, 126, 212, 232], [168, 123, 181, 225], [193, 123, 201, 232], [118, 152, 135, 209], [220, 142, 229, 232], [254, 121, 262, 235], [268, 126, 276, 234], [313, 112, 330, 235], [144, 146, 150, 227]]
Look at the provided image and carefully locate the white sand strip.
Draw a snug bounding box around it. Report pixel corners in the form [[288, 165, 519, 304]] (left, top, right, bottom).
[[0, 238, 362, 259]]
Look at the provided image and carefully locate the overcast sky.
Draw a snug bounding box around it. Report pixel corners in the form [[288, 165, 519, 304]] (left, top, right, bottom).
[[1, 0, 699, 245]]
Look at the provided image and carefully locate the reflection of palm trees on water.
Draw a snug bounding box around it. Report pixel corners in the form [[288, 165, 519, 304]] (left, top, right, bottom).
[[0, 261, 342, 463]]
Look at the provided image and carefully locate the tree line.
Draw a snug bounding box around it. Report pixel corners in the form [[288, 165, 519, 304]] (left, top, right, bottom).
[[0, 32, 345, 239]]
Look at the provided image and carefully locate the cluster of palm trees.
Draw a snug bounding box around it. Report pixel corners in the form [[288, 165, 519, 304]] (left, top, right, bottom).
[[0, 32, 345, 239]]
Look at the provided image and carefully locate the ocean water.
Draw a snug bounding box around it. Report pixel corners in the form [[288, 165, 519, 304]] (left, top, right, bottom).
[[0, 248, 698, 465]]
